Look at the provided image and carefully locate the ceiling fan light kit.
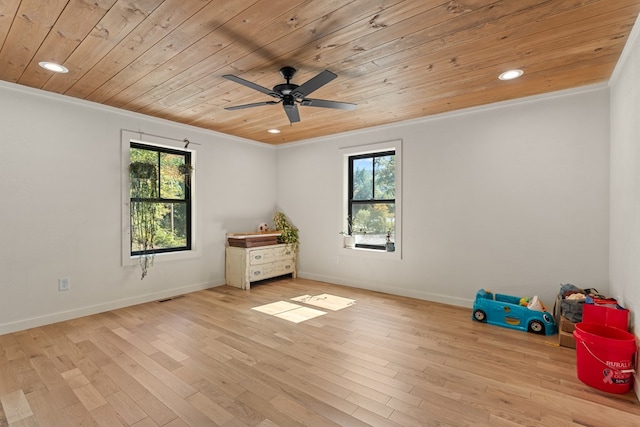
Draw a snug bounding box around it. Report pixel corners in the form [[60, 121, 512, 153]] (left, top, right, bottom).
[[223, 67, 356, 124]]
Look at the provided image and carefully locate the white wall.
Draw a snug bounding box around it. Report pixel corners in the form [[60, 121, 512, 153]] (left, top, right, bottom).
[[0, 82, 277, 335], [610, 18, 640, 331], [277, 86, 611, 309]]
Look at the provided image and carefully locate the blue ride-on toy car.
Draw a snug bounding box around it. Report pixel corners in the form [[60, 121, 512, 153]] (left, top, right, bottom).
[[471, 289, 556, 335]]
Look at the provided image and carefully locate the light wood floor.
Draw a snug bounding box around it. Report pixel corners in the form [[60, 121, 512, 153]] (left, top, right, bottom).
[[1, 278, 639, 426]]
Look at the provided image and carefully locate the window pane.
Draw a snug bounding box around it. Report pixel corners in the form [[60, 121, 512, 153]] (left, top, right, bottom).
[[374, 155, 395, 199], [130, 147, 156, 163], [352, 157, 373, 200], [131, 201, 157, 252], [352, 202, 395, 246], [160, 153, 186, 200], [131, 202, 188, 252], [130, 148, 158, 198], [155, 202, 188, 249]]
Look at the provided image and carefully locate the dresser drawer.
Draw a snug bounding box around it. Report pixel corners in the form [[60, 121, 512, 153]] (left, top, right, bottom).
[[249, 246, 294, 264], [249, 260, 293, 281]]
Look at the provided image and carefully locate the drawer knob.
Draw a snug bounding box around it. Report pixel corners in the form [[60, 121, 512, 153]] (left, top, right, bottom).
[[253, 271, 261, 276], [255, 255, 262, 260]]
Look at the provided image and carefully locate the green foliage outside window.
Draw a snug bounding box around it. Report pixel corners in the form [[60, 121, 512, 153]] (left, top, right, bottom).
[[130, 144, 191, 279]]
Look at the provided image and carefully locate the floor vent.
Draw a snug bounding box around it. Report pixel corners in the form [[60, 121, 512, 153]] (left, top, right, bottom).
[[157, 295, 185, 303]]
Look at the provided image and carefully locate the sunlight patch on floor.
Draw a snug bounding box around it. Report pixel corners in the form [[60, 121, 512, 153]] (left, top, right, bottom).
[[251, 301, 302, 315], [251, 294, 355, 323], [291, 293, 356, 311], [275, 306, 327, 323]]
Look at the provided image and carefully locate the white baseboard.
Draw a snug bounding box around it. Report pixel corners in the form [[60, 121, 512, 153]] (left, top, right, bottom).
[[0, 280, 225, 335], [299, 272, 474, 308]]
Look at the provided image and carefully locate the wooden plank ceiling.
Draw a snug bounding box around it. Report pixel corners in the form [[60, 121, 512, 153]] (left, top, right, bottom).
[[1, 0, 639, 144]]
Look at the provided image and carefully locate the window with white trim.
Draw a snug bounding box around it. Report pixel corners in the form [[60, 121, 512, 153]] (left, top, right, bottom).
[[342, 140, 402, 256], [121, 130, 199, 268]]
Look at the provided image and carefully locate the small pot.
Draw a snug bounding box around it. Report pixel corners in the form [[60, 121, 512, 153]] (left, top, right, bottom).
[[344, 235, 355, 248]]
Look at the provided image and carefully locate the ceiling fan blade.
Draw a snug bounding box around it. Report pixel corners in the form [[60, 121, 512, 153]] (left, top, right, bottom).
[[225, 100, 280, 110], [300, 98, 357, 110], [291, 70, 337, 99], [223, 74, 281, 99], [283, 103, 301, 123]]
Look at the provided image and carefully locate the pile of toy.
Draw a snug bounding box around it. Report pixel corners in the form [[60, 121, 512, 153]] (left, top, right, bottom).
[[556, 283, 613, 323], [518, 295, 547, 312]]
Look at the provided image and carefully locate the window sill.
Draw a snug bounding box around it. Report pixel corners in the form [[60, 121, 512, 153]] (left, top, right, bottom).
[[122, 249, 200, 267], [338, 246, 401, 260]]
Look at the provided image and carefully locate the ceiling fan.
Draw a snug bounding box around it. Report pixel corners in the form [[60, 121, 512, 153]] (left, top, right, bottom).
[[223, 66, 356, 123]]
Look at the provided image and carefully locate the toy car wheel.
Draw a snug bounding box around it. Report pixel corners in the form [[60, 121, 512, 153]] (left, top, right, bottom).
[[528, 320, 545, 335], [473, 309, 487, 322]]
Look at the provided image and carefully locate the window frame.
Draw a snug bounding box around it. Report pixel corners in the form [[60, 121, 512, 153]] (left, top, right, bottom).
[[348, 150, 396, 250], [129, 141, 192, 256], [340, 140, 402, 259], [121, 130, 199, 268]]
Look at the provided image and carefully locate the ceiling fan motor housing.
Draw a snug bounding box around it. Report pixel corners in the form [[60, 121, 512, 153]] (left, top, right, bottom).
[[279, 66, 297, 81]]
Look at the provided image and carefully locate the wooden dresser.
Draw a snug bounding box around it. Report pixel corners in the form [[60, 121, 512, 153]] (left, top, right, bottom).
[[225, 243, 296, 289]]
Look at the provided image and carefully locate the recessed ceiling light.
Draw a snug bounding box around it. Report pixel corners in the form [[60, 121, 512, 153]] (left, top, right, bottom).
[[267, 129, 281, 134], [38, 61, 69, 73], [498, 69, 523, 81]]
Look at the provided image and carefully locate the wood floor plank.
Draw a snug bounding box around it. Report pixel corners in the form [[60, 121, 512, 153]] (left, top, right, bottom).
[[135, 393, 176, 426], [101, 330, 197, 399], [104, 390, 147, 425], [191, 378, 263, 426], [0, 389, 33, 424], [61, 401, 99, 426], [269, 394, 340, 427], [186, 392, 234, 426], [99, 362, 150, 403], [231, 390, 303, 427], [345, 391, 395, 419], [24, 388, 71, 427], [0, 278, 638, 426], [72, 382, 108, 412], [130, 418, 159, 427], [90, 403, 127, 427], [350, 406, 404, 427]]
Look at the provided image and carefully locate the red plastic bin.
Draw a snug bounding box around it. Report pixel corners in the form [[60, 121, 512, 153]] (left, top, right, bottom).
[[573, 322, 636, 394], [582, 303, 628, 331]]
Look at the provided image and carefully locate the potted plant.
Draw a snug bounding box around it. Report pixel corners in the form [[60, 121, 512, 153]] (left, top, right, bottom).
[[273, 211, 299, 256], [385, 230, 395, 252], [177, 163, 193, 175], [178, 162, 193, 189], [340, 215, 355, 248]]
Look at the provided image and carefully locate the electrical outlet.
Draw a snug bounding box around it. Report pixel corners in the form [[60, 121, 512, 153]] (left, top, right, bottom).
[[58, 277, 70, 291]]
